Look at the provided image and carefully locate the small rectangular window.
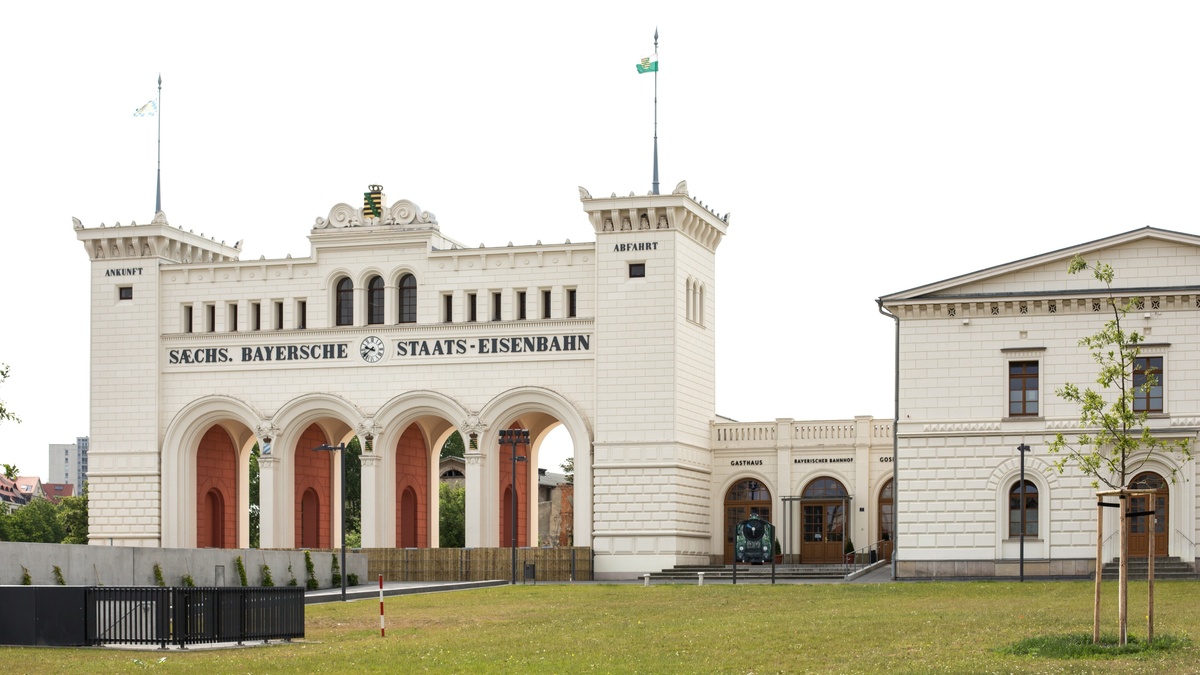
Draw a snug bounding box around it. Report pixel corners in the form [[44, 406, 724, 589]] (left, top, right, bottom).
[[517, 291, 527, 320], [274, 301, 284, 330], [227, 303, 238, 332], [467, 293, 477, 322], [296, 300, 307, 329], [205, 304, 216, 332], [542, 290, 552, 319], [251, 302, 261, 331], [1008, 361, 1038, 416], [568, 289, 577, 318], [492, 292, 502, 321], [629, 263, 646, 278], [444, 294, 454, 323], [183, 305, 193, 333], [118, 286, 133, 300]]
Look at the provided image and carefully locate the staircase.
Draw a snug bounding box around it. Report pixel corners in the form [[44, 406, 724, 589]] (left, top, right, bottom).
[[1099, 557, 1200, 580], [645, 563, 859, 582]]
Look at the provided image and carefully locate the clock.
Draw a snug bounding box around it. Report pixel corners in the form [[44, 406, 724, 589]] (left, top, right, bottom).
[[360, 336, 384, 363]]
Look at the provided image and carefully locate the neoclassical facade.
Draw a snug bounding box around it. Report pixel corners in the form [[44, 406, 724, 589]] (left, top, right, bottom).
[[881, 227, 1200, 578], [77, 182, 895, 577]]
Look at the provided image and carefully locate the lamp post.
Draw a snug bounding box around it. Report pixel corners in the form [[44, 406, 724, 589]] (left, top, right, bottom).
[[313, 442, 348, 601], [498, 429, 529, 585], [1017, 443, 1031, 582]]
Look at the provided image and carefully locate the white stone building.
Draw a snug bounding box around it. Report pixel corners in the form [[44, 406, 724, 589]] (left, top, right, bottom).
[[76, 182, 894, 578], [880, 227, 1200, 578]]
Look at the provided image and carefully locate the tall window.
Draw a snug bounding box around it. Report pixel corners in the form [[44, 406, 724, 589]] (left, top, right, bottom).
[[1008, 361, 1039, 416], [335, 277, 354, 326], [567, 289, 577, 318], [1008, 480, 1038, 537], [443, 294, 453, 323], [467, 293, 477, 322], [183, 304, 193, 333], [398, 274, 417, 323], [542, 289, 552, 319], [296, 300, 307, 329], [251, 302, 261, 331], [492, 292, 502, 321], [1133, 357, 1164, 413], [367, 276, 385, 325], [517, 291, 527, 320]]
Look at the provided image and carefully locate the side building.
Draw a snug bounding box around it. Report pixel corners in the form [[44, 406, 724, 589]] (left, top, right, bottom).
[[880, 227, 1200, 578], [48, 436, 89, 494]]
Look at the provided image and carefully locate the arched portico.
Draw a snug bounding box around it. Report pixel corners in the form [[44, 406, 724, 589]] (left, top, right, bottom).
[[161, 395, 263, 548]]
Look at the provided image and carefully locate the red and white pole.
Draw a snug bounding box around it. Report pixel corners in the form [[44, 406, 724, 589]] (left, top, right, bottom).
[[379, 574, 385, 637]]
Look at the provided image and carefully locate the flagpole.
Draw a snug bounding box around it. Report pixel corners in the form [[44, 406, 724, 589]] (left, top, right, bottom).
[[652, 28, 659, 196], [156, 73, 162, 214]]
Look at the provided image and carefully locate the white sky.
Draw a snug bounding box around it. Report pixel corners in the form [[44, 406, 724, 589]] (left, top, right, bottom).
[[4, 2, 1200, 479]]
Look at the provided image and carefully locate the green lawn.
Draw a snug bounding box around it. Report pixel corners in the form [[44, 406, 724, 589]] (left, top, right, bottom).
[[5, 580, 1200, 673]]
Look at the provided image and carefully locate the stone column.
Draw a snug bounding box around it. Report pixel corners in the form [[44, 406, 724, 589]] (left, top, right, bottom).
[[259, 454, 280, 549], [854, 416, 873, 548], [360, 452, 381, 547]]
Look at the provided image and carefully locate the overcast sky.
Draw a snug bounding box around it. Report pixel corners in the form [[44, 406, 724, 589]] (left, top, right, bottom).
[[4, 2, 1200, 479]]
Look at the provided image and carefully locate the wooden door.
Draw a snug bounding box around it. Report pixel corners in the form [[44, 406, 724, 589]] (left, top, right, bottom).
[[1129, 473, 1168, 558], [801, 502, 845, 563]]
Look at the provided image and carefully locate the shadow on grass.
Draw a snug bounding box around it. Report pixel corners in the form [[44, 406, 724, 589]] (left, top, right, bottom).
[[1000, 633, 1189, 659]]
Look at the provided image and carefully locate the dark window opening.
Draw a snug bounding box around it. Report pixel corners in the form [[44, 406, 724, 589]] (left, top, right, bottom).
[[119, 286, 133, 300], [367, 276, 385, 325], [468, 293, 477, 322], [492, 292, 502, 321], [542, 289, 552, 319], [443, 294, 454, 323], [517, 291, 527, 320], [629, 263, 646, 278], [297, 300, 307, 329], [336, 277, 354, 326], [399, 274, 417, 323], [568, 289, 577, 318], [1009, 480, 1038, 537]]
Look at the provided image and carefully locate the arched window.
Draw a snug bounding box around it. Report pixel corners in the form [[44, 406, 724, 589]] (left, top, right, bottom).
[[367, 276, 385, 325], [398, 274, 417, 324], [335, 277, 354, 326], [1008, 480, 1038, 537]]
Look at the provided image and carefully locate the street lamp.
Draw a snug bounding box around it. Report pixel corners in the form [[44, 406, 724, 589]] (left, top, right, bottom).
[[498, 428, 529, 585], [313, 442, 348, 601], [1017, 443, 1031, 582]]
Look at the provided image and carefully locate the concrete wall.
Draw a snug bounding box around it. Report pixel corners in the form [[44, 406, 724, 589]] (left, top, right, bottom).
[[0, 542, 366, 588]]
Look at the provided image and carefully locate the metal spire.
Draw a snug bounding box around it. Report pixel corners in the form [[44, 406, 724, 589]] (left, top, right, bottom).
[[155, 73, 162, 214], [652, 29, 662, 196]]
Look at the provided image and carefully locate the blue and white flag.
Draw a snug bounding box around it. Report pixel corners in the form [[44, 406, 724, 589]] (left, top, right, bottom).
[[133, 100, 157, 117]]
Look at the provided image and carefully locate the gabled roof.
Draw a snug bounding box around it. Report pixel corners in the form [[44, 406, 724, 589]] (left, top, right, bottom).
[[879, 226, 1200, 303], [42, 483, 74, 504]]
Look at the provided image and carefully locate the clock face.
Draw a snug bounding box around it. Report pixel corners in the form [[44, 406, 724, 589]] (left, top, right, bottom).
[[360, 336, 384, 363]]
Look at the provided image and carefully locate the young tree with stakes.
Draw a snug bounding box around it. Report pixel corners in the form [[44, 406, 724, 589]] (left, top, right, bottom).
[[1048, 255, 1193, 646]]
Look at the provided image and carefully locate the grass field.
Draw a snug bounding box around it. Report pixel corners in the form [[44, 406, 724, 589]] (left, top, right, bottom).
[[4, 580, 1200, 673]]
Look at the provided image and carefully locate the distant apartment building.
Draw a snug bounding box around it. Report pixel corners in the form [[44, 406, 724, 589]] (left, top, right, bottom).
[[48, 436, 89, 493]]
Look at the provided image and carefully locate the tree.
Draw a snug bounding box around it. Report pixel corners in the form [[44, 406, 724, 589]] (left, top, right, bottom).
[[560, 456, 574, 485], [345, 437, 363, 546], [1049, 254, 1193, 645], [57, 492, 89, 545], [2, 463, 17, 480], [440, 431, 464, 459], [249, 444, 261, 548], [438, 481, 465, 548], [2, 499, 64, 543], [0, 364, 19, 426]]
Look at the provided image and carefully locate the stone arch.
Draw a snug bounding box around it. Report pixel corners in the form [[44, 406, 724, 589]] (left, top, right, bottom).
[[477, 386, 593, 548], [196, 425, 238, 548], [161, 395, 263, 548]]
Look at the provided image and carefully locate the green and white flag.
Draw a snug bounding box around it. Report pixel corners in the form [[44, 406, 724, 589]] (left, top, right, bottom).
[[133, 100, 157, 117], [636, 53, 658, 74]]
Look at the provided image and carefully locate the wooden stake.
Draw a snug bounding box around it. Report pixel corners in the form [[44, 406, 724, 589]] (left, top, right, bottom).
[[1148, 517, 1155, 643], [1119, 494, 1128, 646], [1094, 501, 1103, 644]]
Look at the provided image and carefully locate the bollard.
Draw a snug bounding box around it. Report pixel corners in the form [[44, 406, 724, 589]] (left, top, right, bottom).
[[697, 572, 704, 586], [379, 575, 385, 637], [643, 574, 650, 587]]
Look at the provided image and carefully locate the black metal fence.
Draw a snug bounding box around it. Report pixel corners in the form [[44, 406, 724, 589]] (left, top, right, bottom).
[[87, 587, 304, 648]]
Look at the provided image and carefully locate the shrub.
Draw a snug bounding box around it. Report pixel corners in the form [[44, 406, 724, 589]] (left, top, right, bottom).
[[235, 556, 248, 587], [287, 562, 298, 587], [331, 553, 342, 587], [260, 563, 274, 587], [304, 551, 318, 590], [20, 565, 31, 585], [153, 563, 165, 587], [181, 574, 195, 587], [348, 573, 359, 586], [53, 565, 66, 586]]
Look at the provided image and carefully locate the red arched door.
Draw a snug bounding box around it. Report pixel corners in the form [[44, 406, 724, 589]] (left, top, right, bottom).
[[878, 479, 894, 562], [1129, 472, 1168, 558], [205, 489, 224, 549], [301, 488, 320, 549]]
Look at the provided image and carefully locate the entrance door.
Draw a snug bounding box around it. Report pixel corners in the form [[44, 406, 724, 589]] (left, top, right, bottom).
[[1129, 472, 1168, 558], [878, 479, 894, 562], [800, 477, 849, 563], [723, 480, 772, 564]]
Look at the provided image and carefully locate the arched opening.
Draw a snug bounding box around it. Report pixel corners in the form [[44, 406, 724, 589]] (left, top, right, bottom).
[[294, 424, 332, 548], [196, 425, 237, 548], [723, 479, 771, 564], [800, 477, 849, 563], [398, 273, 417, 324], [501, 486, 515, 547], [1009, 480, 1038, 538], [205, 489, 224, 549], [335, 277, 353, 326], [878, 478, 894, 561], [395, 424, 429, 548], [301, 488, 320, 549], [1130, 472, 1168, 558], [367, 275, 385, 325]]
